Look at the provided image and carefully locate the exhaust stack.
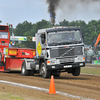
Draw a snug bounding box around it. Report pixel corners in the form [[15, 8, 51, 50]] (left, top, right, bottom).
[[46, 0, 60, 26]]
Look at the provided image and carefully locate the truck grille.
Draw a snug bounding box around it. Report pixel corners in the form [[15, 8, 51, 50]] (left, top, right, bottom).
[[50, 46, 83, 58]]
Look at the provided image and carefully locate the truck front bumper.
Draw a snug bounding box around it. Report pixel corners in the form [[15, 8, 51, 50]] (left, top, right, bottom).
[[47, 62, 85, 70]]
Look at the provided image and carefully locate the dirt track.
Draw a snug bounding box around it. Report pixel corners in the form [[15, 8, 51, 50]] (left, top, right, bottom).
[[0, 65, 100, 100]]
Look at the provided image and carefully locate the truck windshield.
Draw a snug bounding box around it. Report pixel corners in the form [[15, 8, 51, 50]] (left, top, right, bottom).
[[0, 32, 8, 39], [47, 30, 82, 46]]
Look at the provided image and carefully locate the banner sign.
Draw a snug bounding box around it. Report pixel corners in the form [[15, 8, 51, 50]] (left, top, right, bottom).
[[92, 60, 100, 65], [27, 36, 32, 41], [10, 36, 27, 41], [32, 37, 36, 41]]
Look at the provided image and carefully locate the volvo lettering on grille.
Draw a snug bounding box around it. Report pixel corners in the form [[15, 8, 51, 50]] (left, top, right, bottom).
[[59, 58, 74, 63]]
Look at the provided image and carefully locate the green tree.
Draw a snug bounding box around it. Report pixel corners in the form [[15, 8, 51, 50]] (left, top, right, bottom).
[[36, 19, 52, 29], [59, 19, 69, 26], [15, 20, 33, 36], [13, 19, 100, 47], [83, 20, 99, 46], [14, 21, 35, 48]]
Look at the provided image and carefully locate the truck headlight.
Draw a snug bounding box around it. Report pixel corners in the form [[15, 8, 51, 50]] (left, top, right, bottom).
[[78, 57, 85, 62], [83, 57, 85, 61], [75, 57, 85, 62], [47, 60, 56, 65]]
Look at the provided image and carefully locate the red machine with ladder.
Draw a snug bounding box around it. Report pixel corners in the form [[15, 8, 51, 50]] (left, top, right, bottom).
[[0, 25, 36, 72]]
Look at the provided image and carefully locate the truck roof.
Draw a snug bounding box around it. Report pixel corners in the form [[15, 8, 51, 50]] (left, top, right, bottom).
[[37, 26, 81, 33], [0, 25, 8, 26]]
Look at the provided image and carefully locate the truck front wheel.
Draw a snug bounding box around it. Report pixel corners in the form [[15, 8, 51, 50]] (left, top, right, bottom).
[[21, 61, 30, 76], [40, 62, 50, 78], [52, 72, 61, 77], [72, 67, 80, 76]]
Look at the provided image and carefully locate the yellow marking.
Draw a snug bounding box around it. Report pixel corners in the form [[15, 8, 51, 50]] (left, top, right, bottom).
[[33, 51, 35, 55], [36, 42, 42, 56], [6, 49, 8, 55], [9, 50, 17, 55]]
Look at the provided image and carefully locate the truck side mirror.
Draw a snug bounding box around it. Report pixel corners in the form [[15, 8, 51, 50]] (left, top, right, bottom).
[[41, 34, 45, 44]]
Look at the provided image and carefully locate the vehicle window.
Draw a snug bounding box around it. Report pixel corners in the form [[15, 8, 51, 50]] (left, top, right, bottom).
[[0, 32, 8, 39], [47, 30, 82, 45]]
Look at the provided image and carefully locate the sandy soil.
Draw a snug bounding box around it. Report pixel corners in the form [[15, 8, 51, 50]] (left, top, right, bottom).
[[0, 64, 100, 100]]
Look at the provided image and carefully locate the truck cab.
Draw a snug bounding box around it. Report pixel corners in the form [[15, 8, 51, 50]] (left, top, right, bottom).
[[0, 25, 10, 67], [34, 26, 85, 78]]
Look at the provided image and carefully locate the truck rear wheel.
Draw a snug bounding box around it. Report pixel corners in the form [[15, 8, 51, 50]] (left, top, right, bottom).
[[55, 72, 60, 77], [21, 61, 30, 76], [52, 72, 61, 77], [72, 67, 80, 76], [41, 62, 50, 78], [29, 70, 34, 76]]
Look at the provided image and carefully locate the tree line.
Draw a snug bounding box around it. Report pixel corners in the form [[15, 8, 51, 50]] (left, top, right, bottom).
[[1, 19, 100, 48], [0, 20, 2, 23]]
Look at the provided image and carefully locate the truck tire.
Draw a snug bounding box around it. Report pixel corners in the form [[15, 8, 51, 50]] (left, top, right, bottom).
[[72, 67, 80, 76], [40, 62, 51, 78], [52, 72, 61, 77], [29, 70, 34, 76], [21, 61, 30, 76], [55, 72, 60, 77]]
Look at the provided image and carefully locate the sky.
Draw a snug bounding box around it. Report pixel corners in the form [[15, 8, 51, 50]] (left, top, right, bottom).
[[0, 0, 100, 28]]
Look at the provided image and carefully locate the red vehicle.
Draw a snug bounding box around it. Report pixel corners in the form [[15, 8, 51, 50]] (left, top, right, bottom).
[[0, 25, 36, 72], [0, 25, 10, 69]]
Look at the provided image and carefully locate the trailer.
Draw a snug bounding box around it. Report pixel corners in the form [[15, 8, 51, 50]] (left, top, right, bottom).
[[0, 25, 36, 73]]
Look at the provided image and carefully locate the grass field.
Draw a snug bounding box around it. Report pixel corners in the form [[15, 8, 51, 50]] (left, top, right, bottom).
[[81, 67, 100, 75], [0, 92, 25, 100]]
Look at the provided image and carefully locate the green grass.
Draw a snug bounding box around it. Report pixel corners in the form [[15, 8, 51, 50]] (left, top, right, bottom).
[[81, 67, 100, 75], [0, 92, 25, 100], [10, 96, 25, 100]]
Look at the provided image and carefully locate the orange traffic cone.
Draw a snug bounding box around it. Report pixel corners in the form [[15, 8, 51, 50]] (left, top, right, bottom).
[[49, 75, 56, 94]]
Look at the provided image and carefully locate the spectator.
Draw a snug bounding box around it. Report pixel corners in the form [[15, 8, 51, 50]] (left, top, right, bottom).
[[19, 46, 21, 48]]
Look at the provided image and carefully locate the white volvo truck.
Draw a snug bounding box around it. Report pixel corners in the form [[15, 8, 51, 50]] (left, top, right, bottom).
[[21, 26, 85, 78]]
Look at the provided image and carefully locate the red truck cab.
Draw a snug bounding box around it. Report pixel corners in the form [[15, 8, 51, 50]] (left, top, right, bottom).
[[0, 25, 10, 62], [0, 25, 36, 72]]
